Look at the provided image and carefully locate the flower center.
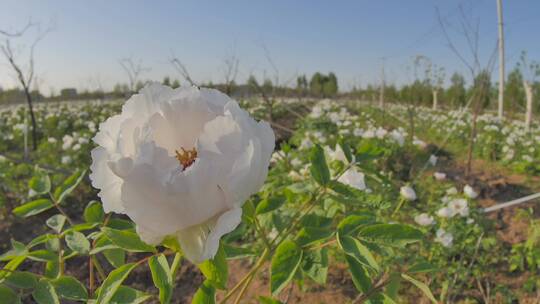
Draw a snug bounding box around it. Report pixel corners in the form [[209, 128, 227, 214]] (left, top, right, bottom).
[[175, 147, 197, 170]]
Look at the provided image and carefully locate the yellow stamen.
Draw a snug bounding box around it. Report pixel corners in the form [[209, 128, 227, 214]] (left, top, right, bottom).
[[175, 147, 197, 170]]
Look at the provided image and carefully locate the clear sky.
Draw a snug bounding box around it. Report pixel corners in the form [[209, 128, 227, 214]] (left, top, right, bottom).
[[0, 0, 539, 94]]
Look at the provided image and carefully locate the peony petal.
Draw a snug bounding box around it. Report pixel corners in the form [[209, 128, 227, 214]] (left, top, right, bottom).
[[89, 147, 125, 213], [176, 208, 242, 264]]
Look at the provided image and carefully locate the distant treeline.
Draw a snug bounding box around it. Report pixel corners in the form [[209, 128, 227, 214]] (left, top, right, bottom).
[[1, 69, 538, 113]]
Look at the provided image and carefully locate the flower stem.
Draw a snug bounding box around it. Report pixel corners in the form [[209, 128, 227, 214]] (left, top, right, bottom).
[[392, 197, 406, 217], [220, 248, 269, 304]]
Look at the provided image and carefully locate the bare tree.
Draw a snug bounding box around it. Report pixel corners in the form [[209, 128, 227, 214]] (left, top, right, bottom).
[[169, 56, 198, 87], [517, 51, 539, 132], [118, 57, 149, 93], [221, 52, 239, 95], [1, 22, 51, 151], [437, 6, 498, 178]]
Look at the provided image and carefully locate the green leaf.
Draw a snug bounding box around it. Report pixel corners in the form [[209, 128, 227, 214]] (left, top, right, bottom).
[[337, 234, 379, 273], [342, 140, 355, 162], [108, 286, 152, 304], [84, 200, 105, 223], [28, 250, 58, 262], [33, 279, 60, 304], [102, 228, 156, 253], [54, 169, 86, 203], [52, 276, 88, 301], [96, 263, 137, 304], [0, 256, 27, 280], [13, 199, 53, 218], [256, 195, 286, 215], [337, 214, 375, 235], [223, 244, 255, 260], [301, 248, 328, 285], [270, 240, 303, 296], [345, 255, 372, 293], [359, 224, 423, 247], [65, 231, 90, 254], [46, 215, 67, 233], [309, 145, 330, 185], [295, 227, 333, 247], [0, 240, 28, 261], [148, 254, 173, 304], [28, 234, 56, 249], [198, 245, 228, 290], [408, 262, 438, 274], [258, 296, 283, 304], [191, 280, 216, 304], [104, 249, 126, 268], [0, 285, 19, 304], [4, 271, 38, 289], [29, 169, 51, 196], [401, 274, 437, 304], [44, 261, 59, 279]]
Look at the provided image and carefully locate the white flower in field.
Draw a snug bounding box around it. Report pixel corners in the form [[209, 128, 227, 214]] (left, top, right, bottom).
[[413, 138, 427, 148], [435, 229, 453, 247], [414, 213, 435, 226], [389, 130, 405, 146], [448, 198, 469, 217], [463, 185, 478, 199], [89, 84, 274, 263], [47, 137, 57, 144], [300, 137, 313, 150], [362, 129, 375, 139], [325, 144, 351, 164], [62, 135, 74, 150], [436, 206, 455, 218], [400, 186, 417, 201], [338, 167, 366, 191], [376, 127, 387, 138], [523, 155, 533, 162], [78, 137, 89, 145], [428, 155, 437, 166], [72, 143, 81, 151], [434, 172, 446, 180], [270, 152, 284, 164], [353, 128, 363, 137], [446, 187, 458, 195], [290, 158, 302, 167], [61, 156, 72, 164], [466, 218, 475, 225], [0, 155, 6, 162]]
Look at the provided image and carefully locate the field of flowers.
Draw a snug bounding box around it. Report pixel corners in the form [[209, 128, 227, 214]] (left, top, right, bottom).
[[0, 85, 539, 303]]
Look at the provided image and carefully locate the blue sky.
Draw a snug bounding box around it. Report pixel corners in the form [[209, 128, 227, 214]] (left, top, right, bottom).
[[0, 0, 538, 94]]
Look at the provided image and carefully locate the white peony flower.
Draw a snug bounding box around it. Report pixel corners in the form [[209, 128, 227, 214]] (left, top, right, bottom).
[[325, 144, 351, 164], [414, 213, 435, 226], [89, 84, 274, 263], [400, 186, 417, 201], [463, 185, 478, 199], [435, 229, 453, 247], [448, 198, 469, 217], [446, 187, 458, 195], [433, 172, 446, 180], [428, 154, 438, 166], [338, 167, 366, 190], [61, 156, 72, 164], [436, 206, 455, 218]]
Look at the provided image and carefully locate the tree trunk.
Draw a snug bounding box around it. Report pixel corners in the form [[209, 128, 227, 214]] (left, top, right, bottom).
[[496, 0, 505, 119], [23, 87, 38, 151], [524, 80, 533, 132], [432, 89, 439, 110]]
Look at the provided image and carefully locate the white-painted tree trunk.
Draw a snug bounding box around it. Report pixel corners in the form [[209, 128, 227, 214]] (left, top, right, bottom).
[[496, 0, 505, 119], [432, 89, 439, 110], [23, 109, 29, 159], [524, 80, 533, 131]]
